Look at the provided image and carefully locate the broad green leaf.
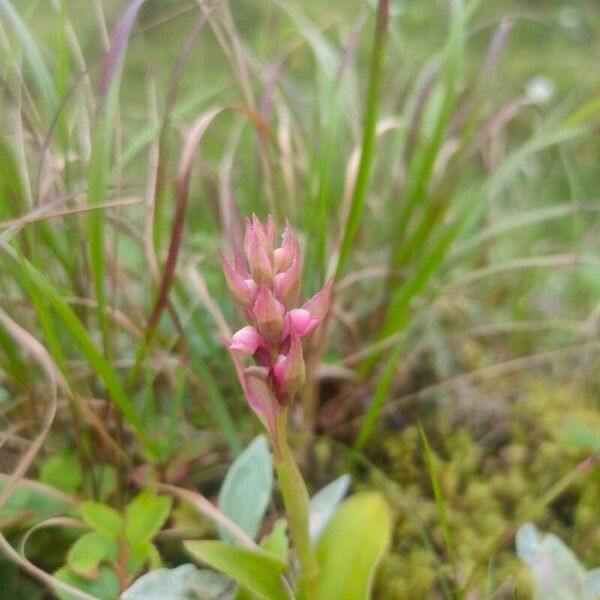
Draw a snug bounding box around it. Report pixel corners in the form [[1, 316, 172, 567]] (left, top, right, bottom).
[[126, 540, 161, 576], [585, 569, 600, 599], [312, 492, 392, 600], [121, 564, 199, 600], [308, 474, 351, 542], [260, 520, 288, 562], [67, 532, 119, 578], [234, 523, 289, 600], [0, 482, 69, 526], [125, 491, 171, 545], [187, 569, 234, 599], [185, 541, 287, 600], [79, 501, 123, 538], [516, 523, 541, 567], [516, 523, 599, 600], [531, 534, 586, 600], [54, 565, 120, 600], [40, 454, 82, 494], [218, 435, 272, 543]]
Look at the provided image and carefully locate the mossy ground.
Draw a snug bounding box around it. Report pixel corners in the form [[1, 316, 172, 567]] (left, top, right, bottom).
[[365, 369, 600, 598]]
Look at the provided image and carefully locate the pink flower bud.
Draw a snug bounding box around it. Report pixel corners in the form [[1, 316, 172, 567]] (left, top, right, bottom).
[[230, 326, 265, 355], [243, 366, 279, 439], [220, 251, 257, 307], [286, 308, 319, 337], [302, 277, 333, 320], [253, 284, 285, 345], [274, 256, 300, 307], [264, 214, 276, 247], [252, 214, 274, 258], [273, 223, 296, 273], [234, 249, 249, 277], [244, 219, 273, 284], [273, 333, 305, 403]]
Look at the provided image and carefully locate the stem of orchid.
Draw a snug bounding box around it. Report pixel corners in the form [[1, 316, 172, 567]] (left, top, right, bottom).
[[273, 407, 318, 599]]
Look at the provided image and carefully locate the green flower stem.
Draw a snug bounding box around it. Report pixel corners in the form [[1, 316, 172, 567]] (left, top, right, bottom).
[[273, 408, 318, 599]]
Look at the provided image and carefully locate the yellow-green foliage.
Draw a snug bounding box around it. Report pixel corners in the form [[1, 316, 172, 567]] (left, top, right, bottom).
[[371, 377, 600, 599]]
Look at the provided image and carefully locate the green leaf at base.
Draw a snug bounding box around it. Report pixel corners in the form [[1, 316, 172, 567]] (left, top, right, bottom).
[[125, 491, 172, 545], [54, 565, 120, 600], [312, 492, 392, 600], [79, 501, 123, 538], [67, 532, 119, 578], [218, 435, 272, 543], [184, 540, 288, 600]]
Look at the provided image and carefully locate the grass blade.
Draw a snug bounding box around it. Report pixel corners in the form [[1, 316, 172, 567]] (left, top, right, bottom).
[[334, 0, 389, 278], [11, 250, 157, 456], [419, 422, 460, 597]]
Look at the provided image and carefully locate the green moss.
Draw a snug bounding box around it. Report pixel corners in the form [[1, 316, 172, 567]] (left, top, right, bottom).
[[369, 376, 599, 598]]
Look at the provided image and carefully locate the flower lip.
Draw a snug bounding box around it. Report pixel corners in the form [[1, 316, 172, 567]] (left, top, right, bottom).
[[286, 308, 317, 337], [230, 325, 265, 355]]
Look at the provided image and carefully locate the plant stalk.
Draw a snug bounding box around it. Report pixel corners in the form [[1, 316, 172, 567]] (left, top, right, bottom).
[[273, 408, 318, 599]]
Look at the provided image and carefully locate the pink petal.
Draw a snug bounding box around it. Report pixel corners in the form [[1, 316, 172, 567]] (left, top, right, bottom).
[[221, 251, 256, 307], [273, 222, 297, 273], [253, 283, 285, 345], [264, 214, 276, 245], [244, 220, 273, 284], [274, 256, 300, 307], [286, 308, 316, 337], [272, 333, 305, 404], [252, 214, 274, 258], [243, 366, 279, 439], [302, 277, 333, 320], [230, 326, 264, 355]]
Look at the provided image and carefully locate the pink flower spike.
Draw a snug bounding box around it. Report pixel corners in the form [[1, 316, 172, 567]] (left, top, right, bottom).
[[286, 308, 318, 337], [220, 251, 256, 308], [253, 283, 285, 345], [230, 326, 264, 355], [243, 366, 279, 439], [274, 256, 300, 307], [273, 333, 305, 404], [302, 277, 333, 320], [244, 220, 273, 284]]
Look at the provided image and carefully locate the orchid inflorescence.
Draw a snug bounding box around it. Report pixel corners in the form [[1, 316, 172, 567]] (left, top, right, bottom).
[[221, 215, 332, 440]]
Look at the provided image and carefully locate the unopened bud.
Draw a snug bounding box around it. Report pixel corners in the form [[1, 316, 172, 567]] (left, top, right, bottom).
[[243, 366, 278, 438], [252, 214, 274, 259], [244, 219, 273, 284], [286, 308, 319, 337], [303, 277, 333, 320], [274, 256, 300, 307], [264, 214, 276, 247], [273, 333, 305, 403], [253, 284, 285, 345], [273, 223, 296, 273], [230, 326, 264, 355], [221, 251, 257, 308]]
